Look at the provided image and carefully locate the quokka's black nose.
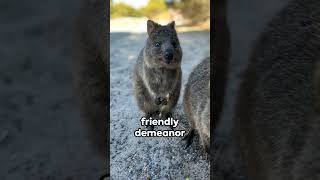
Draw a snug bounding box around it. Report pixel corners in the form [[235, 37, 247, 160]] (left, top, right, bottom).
[[164, 51, 173, 63]]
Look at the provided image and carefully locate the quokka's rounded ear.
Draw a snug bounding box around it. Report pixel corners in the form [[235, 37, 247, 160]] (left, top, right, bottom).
[[167, 21, 175, 29], [147, 20, 160, 35]]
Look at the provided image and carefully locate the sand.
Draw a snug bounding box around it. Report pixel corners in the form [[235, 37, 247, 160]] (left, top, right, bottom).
[[110, 31, 210, 179]]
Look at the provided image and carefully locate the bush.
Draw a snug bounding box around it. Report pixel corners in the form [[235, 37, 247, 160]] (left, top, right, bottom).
[[179, 0, 210, 23], [111, 0, 169, 19], [140, 0, 168, 18], [110, 3, 143, 18]]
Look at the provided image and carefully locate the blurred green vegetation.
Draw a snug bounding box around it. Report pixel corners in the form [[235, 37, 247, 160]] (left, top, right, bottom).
[[111, 0, 168, 18], [110, 0, 210, 22], [110, 3, 142, 18], [179, 0, 210, 22], [140, 0, 168, 18]]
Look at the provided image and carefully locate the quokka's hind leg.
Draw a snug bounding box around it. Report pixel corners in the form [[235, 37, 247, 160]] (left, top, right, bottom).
[[182, 129, 195, 149], [200, 135, 210, 154], [182, 87, 196, 149], [159, 111, 176, 129], [200, 136, 210, 159]]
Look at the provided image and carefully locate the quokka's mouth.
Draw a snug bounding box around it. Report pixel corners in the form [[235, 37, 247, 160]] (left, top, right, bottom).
[[160, 61, 181, 69], [163, 59, 171, 64]]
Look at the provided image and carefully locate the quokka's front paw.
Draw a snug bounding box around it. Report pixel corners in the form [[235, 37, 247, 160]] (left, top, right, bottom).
[[155, 97, 162, 105], [146, 124, 155, 130], [162, 98, 168, 105], [155, 97, 167, 105]]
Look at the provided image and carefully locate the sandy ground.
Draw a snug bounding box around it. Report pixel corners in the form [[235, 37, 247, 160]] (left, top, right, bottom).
[[0, 0, 106, 179], [110, 31, 210, 179]]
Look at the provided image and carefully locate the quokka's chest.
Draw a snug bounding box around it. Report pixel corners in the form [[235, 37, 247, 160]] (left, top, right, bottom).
[[147, 69, 179, 92]]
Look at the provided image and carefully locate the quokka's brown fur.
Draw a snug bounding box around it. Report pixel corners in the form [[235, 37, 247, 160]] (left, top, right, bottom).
[[133, 20, 182, 125], [71, 0, 108, 158], [183, 57, 210, 152], [234, 0, 320, 179]]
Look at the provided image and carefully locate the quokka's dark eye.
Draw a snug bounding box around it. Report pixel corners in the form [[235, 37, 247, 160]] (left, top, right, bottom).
[[155, 42, 161, 47], [172, 42, 177, 48]]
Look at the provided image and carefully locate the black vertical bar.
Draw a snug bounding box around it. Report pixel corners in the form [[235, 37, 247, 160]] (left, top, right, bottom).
[[211, 0, 230, 178]]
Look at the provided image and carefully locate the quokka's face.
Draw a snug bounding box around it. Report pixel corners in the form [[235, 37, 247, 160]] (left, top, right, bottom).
[[145, 20, 182, 69]]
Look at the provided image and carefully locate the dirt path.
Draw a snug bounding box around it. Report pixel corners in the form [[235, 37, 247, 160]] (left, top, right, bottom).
[[110, 32, 210, 179]]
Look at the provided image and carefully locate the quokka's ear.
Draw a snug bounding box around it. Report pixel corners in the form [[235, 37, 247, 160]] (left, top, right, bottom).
[[167, 21, 175, 29], [147, 20, 160, 35]]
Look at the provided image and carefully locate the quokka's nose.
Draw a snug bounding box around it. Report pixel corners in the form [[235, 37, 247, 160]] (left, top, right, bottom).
[[164, 51, 173, 63]]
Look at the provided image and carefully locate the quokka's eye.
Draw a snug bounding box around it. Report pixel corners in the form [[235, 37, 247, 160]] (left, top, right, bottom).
[[172, 42, 177, 48], [155, 42, 161, 47]]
